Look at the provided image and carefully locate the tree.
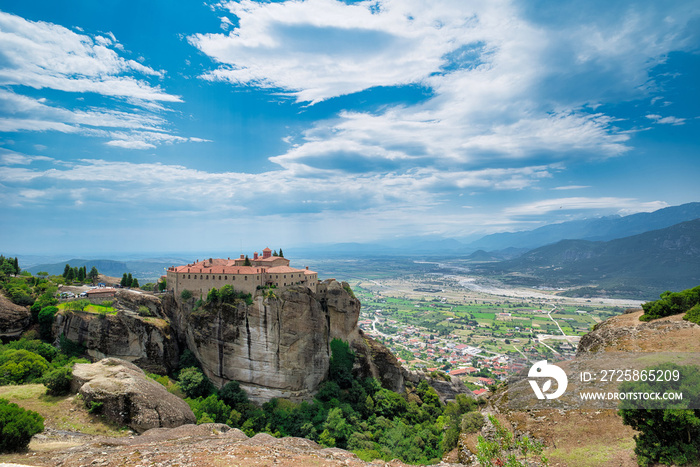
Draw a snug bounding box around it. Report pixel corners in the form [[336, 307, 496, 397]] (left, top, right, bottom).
[[178, 367, 214, 399], [619, 363, 700, 466], [273, 250, 278, 257], [278, 248, 284, 258], [0, 399, 44, 452], [65, 267, 75, 282], [127, 273, 133, 287], [329, 338, 354, 389], [131, 277, 139, 288], [87, 267, 99, 284], [77, 266, 86, 282], [181, 289, 193, 301], [38, 306, 58, 341], [243, 255, 251, 266], [12, 257, 19, 275], [158, 279, 167, 292], [63, 264, 71, 279], [120, 273, 128, 287]]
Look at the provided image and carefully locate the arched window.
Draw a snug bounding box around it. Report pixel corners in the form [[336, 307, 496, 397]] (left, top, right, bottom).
[[194, 275, 197, 279], [188, 275, 191, 279], [224, 276, 227, 280], [219, 276, 221, 280], [206, 275, 209, 280]]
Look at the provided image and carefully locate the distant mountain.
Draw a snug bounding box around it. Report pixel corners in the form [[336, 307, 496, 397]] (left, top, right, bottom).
[[476, 219, 700, 299], [26, 258, 187, 281], [467, 202, 700, 252]]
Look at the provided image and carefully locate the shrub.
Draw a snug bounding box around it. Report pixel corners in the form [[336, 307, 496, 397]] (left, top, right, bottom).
[[683, 303, 700, 325], [0, 398, 44, 452], [177, 367, 215, 399], [37, 306, 58, 341], [0, 349, 50, 385], [87, 401, 103, 414], [640, 285, 700, 321], [43, 366, 73, 396], [5, 338, 57, 362], [137, 305, 152, 317], [180, 289, 192, 300]]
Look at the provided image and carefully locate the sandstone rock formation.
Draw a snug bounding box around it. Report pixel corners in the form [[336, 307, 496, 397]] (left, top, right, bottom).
[[53, 309, 179, 374], [71, 358, 195, 433], [172, 279, 406, 403], [0, 292, 31, 338], [577, 308, 700, 354]]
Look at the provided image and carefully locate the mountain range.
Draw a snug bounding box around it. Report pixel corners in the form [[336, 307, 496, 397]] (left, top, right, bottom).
[[473, 218, 700, 298]]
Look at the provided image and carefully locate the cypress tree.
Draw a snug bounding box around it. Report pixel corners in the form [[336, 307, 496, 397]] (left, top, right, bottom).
[[127, 273, 133, 287], [243, 255, 251, 266], [63, 264, 71, 278], [131, 277, 139, 288], [12, 257, 19, 275], [120, 273, 128, 287], [278, 248, 284, 258]]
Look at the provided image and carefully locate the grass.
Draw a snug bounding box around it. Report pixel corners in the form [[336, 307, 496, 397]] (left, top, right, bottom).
[[57, 302, 117, 315]]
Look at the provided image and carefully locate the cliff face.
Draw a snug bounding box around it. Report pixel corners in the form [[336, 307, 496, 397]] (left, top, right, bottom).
[[0, 292, 30, 338], [170, 279, 404, 403], [53, 309, 179, 374]]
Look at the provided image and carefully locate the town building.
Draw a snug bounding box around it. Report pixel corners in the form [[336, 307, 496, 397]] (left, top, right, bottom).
[[166, 248, 318, 298]]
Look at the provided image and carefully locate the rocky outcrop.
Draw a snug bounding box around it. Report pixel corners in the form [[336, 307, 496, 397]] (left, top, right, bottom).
[[351, 332, 405, 393], [403, 369, 471, 404], [0, 292, 31, 338], [577, 309, 700, 354], [53, 309, 179, 374], [174, 279, 406, 403], [71, 358, 195, 433]]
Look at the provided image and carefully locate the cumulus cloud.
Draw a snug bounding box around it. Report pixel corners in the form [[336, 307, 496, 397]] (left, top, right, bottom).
[[190, 0, 699, 174]]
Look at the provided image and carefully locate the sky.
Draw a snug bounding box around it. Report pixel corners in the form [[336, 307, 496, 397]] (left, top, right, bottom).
[[0, 0, 699, 256]]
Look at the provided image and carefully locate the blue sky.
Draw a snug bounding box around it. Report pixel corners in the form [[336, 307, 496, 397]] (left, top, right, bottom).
[[0, 0, 699, 255]]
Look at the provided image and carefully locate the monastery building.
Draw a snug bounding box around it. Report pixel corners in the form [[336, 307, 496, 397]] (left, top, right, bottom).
[[166, 247, 318, 298]]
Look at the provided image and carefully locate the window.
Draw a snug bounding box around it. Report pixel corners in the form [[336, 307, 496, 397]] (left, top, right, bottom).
[[219, 276, 221, 280], [224, 276, 227, 280], [194, 275, 197, 279], [188, 275, 191, 279], [245, 276, 247, 281], [206, 275, 209, 280]]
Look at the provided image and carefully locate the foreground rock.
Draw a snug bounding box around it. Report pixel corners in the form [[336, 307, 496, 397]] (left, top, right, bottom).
[[71, 358, 195, 433], [577, 308, 700, 354], [6, 423, 462, 467], [0, 292, 31, 338]]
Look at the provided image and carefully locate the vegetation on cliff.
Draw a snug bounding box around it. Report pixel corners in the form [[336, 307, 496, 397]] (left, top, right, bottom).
[[163, 338, 482, 464], [0, 398, 44, 452], [639, 285, 700, 321]]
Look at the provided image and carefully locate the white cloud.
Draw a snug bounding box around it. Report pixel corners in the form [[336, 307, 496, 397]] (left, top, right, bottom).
[[0, 11, 180, 102], [645, 114, 686, 125], [503, 197, 668, 216]]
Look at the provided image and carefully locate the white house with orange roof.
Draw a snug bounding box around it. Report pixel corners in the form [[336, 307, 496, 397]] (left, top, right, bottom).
[[165, 248, 318, 299]]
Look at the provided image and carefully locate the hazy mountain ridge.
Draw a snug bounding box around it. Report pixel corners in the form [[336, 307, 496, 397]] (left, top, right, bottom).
[[475, 218, 700, 298], [466, 202, 700, 252]]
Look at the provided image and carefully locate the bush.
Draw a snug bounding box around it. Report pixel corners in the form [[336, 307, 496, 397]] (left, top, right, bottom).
[[0, 349, 50, 385], [137, 305, 152, 317], [38, 306, 58, 342], [640, 285, 700, 321], [43, 366, 73, 396], [177, 367, 215, 399], [180, 289, 192, 300], [683, 303, 700, 325], [5, 338, 57, 362], [0, 398, 44, 452]]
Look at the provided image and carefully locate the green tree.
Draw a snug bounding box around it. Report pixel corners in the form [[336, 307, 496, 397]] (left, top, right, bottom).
[[278, 248, 284, 258], [219, 380, 249, 409], [65, 267, 75, 282], [0, 349, 50, 385], [38, 306, 58, 341], [180, 289, 193, 300], [158, 278, 167, 292], [120, 273, 128, 287], [63, 264, 71, 279], [0, 399, 44, 452], [244, 255, 251, 266], [87, 266, 99, 284], [127, 273, 133, 287], [619, 363, 700, 466], [131, 277, 139, 288], [207, 287, 220, 304], [178, 367, 214, 399], [329, 339, 354, 389]]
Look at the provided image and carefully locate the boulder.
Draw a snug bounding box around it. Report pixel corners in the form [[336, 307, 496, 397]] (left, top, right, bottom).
[[71, 358, 195, 433], [0, 292, 31, 338]]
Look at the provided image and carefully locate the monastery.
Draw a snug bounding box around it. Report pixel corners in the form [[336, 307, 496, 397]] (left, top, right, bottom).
[[166, 247, 318, 298]]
